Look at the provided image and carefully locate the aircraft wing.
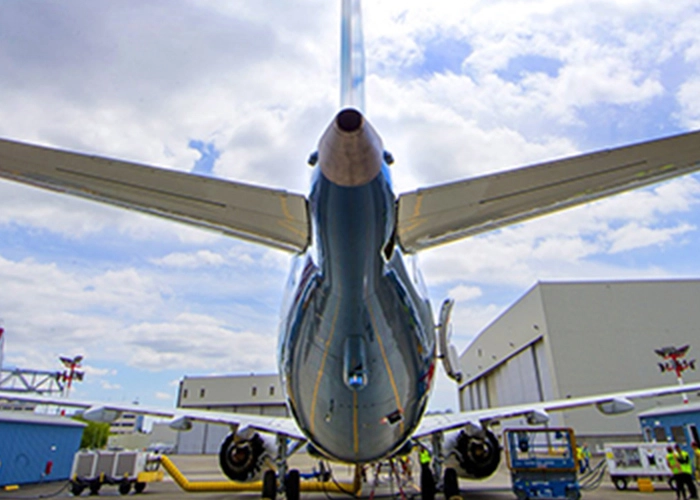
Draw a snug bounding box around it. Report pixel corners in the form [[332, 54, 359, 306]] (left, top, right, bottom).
[[0, 138, 309, 253], [414, 381, 700, 438], [397, 130, 700, 253], [0, 390, 305, 440]]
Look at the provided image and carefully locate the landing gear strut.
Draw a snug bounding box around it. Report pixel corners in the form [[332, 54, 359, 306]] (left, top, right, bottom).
[[260, 434, 302, 500]]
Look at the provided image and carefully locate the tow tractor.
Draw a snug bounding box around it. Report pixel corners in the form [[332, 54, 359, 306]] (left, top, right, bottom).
[[504, 427, 581, 500]]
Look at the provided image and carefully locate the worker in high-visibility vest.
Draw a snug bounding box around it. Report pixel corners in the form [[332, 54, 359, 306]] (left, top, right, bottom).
[[693, 442, 700, 482], [676, 444, 698, 499], [419, 446, 432, 469], [668, 446, 686, 500]]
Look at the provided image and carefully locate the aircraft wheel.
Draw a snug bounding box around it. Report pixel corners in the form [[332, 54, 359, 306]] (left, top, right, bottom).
[[612, 476, 628, 490], [443, 467, 460, 499], [420, 465, 435, 500], [118, 480, 131, 495], [134, 482, 147, 494], [262, 469, 277, 500], [285, 469, 300, 500], [88, 480, 101, 495], [70, 481, 85, 496]]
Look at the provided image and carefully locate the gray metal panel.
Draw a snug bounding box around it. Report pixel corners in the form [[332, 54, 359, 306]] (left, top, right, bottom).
[[204, 423, 231, 455], [179, 373, 285, 408], [397, 130, 700, 252], [541, 280, 700, 436], [74, 453, 96, 477], [0, 138, 309, 253], [460, 279, 700, 438], [94, 452, 116, 476], [176, 422, 207, 455], [113, 452, 137, 477], [459, 284, 548, 385]]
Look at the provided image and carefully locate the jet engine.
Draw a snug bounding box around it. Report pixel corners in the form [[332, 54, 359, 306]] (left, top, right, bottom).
[[218, 430, 276, 482], [443, 428, 501, 479]]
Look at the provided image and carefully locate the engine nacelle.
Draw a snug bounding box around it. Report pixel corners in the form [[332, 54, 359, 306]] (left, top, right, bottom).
[[218, 430, 276, 482], [443, 428, 501, 480]]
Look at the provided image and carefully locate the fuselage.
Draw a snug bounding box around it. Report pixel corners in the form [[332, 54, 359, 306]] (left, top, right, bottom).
[[278, 109, 436, 463]]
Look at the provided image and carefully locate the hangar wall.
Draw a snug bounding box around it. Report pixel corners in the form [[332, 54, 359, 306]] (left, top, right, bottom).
[[458, 280, 700, 444], [176, 373, 287, 454]]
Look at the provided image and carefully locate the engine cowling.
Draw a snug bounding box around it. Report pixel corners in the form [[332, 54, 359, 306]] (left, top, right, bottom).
[[443, 428, 501, 479], [218, 430, 276, 482]]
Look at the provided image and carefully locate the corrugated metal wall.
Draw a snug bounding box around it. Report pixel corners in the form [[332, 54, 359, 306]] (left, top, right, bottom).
[[0, 415, 84, 486]]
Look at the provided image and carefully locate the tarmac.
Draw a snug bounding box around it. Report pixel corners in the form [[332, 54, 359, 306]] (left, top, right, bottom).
[[0, 453, 686, 499]]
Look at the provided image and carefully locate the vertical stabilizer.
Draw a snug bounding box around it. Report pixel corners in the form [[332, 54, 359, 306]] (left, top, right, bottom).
[[340, 0, 366, 112], [0, 327, 4, 371]]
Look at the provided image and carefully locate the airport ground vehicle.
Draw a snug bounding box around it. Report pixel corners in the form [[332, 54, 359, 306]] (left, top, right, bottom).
[[504, 428, 581, 500], [603, 442, 673, 491], [69, 450, 162, 496]]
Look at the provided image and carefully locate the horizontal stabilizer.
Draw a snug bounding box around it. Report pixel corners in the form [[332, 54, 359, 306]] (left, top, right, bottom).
[[0, 138, 309, 253], [397, 130, 700, 253]]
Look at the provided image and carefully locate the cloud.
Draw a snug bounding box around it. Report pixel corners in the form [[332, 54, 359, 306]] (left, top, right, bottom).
[[677, 78, 700, 127], [1, 0, 700, 411], [448, 285, 483, 303], [155, 391, 174, 401], [100, 380, 122, 391], [152, 250, 227, 269]]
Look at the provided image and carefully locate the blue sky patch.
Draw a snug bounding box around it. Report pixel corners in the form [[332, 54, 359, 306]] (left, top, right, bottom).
[[408, 35, 473, 78], [188, 140, 221, 175], [496, 55, 563, 83]]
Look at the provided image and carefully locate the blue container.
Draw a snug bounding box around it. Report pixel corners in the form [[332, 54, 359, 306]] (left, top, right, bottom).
[[0, 412, 85, 486], [638, 401, 700, 463]]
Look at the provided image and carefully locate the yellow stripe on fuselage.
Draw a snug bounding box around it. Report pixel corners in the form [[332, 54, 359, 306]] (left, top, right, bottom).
[[310, 299, 341, 434], [368, 305, 405, 435]]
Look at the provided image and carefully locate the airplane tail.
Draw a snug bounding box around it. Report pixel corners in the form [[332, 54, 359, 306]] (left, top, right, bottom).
[[340, 0, 366, 113]]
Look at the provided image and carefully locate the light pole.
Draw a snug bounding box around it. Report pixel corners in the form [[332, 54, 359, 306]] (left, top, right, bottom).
[[654, 345, 696, 404], [59, 355, 85, 398]]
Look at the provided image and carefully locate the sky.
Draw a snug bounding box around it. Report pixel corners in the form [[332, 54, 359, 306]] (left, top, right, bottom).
[[1, 0, 700, 414]]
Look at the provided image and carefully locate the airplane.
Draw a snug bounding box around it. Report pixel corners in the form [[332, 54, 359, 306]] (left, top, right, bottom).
[[2, 1, 700, 498]]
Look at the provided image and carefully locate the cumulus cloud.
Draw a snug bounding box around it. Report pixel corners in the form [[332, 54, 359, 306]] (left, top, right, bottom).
[[152, 250, 227, 269], [1, 0, 700, 409]]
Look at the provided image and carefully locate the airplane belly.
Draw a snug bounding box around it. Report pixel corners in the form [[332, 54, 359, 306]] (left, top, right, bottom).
[[279, 162, 435, 463], [283, 282, 434, 463]]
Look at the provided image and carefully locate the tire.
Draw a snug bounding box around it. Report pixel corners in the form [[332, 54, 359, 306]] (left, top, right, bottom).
[[514, 490, 528, 500], [118, 480, 131, 495], [285, 469, 300, 500], [262, 469, 277, 500], [565, 487, 581, 500], [89, 480, 101, 495], [420, 465, 435, 500], [443, 468, 460, 499], [134, 482, 146, 494], [70, 481, 85, 496], [612, 476, 627, 490]]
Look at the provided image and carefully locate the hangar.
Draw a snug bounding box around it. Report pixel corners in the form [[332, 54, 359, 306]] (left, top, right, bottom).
[[175, 373, 287, 454], [458, 279, 700, 448]]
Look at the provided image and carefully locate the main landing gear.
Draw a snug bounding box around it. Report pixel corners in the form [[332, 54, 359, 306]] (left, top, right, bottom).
[[419, 433, 462, 500], [420, 466, 460, 500], [261, 435, 302, 500], [261, 469, 302, 500]]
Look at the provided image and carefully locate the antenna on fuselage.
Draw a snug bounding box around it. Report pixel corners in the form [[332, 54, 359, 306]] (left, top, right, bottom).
[[340, 0, 366, 113]]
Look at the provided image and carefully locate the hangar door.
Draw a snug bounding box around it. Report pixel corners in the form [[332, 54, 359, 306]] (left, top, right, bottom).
[[462, 339, 552, 410]]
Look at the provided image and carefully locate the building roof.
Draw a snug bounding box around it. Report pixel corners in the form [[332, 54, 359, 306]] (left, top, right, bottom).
[[0, 411, 86, 427], [638, 401, 700, 418]]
